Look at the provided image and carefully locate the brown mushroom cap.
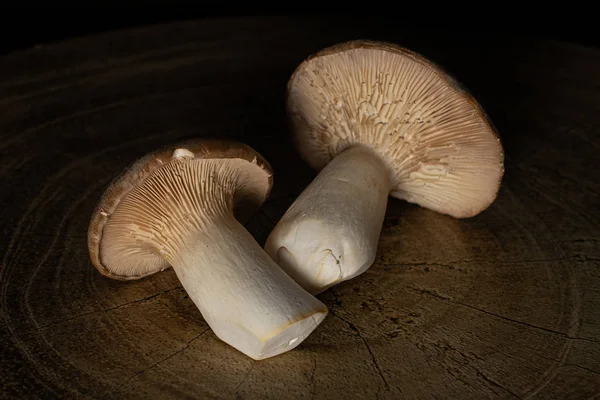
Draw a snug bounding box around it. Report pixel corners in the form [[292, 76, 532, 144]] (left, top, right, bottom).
[[287, 40, 504, 218], [87, 138, 273, 280]]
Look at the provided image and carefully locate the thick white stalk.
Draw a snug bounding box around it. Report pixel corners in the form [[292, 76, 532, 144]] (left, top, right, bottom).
[[168, 214, 328, 361], [265, 146, 391, 294]]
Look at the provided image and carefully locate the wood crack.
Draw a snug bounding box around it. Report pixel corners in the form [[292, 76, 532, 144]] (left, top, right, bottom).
[[377, 262, 456, 269], [3, 286, 184, 340], [409, 287, 599, 344], [562, 238, 600, 244], [378, 257, 574, 269], [235, 363, 255, 398], [309, 354, 317, 400], [518, 344, 600, 375], [114, 328, 210, 392], [474, 369, 523, 399], [330, 310, 390, 393], [328, 289, 389, 393]]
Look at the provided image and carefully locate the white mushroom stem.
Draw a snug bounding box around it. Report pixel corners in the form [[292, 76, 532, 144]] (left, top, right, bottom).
[[265, 146, 391, 294], [98, 153, 328, 360], [167, 212, 328, 360]]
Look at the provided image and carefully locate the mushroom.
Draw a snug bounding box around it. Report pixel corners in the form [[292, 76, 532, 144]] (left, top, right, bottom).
[[88, 139, 328, 360], [265, 40, 505, 294]]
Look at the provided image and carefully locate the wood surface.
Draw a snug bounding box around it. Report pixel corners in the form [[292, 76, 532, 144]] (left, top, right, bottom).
[[1, 16, 599, 399]]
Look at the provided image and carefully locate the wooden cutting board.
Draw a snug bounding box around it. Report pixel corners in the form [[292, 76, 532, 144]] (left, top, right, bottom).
[[1, 16, 598, 399]]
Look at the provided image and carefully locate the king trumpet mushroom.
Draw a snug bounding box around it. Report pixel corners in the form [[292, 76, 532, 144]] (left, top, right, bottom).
[[265, 40, 505, 294], [88, 139, 328, 360]]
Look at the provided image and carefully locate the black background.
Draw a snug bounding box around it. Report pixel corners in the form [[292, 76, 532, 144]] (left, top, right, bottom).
[[0, 11, 598, 57]]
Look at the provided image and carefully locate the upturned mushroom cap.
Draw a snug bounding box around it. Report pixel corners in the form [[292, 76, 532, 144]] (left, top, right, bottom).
[[287, 40, 504, 218], [88, 138, 273, 280]]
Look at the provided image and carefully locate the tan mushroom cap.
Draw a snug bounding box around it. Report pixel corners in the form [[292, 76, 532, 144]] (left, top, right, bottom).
[[287, 40, 504, 218], [87, 138, 273, 281]]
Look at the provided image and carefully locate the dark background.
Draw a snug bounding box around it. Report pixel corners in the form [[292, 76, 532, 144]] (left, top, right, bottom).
[[0, 11, 598, 57]]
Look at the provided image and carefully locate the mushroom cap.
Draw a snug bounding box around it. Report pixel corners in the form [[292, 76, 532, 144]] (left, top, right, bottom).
[[287, 40, 504, 218], [87, 138, 273, 281]]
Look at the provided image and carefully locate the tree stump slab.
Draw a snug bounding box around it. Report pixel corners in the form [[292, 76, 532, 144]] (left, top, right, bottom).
[[1, 16, 598, 399]]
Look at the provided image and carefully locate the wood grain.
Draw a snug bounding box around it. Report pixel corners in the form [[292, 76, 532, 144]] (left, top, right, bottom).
[[1, 16, 599, 399]]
